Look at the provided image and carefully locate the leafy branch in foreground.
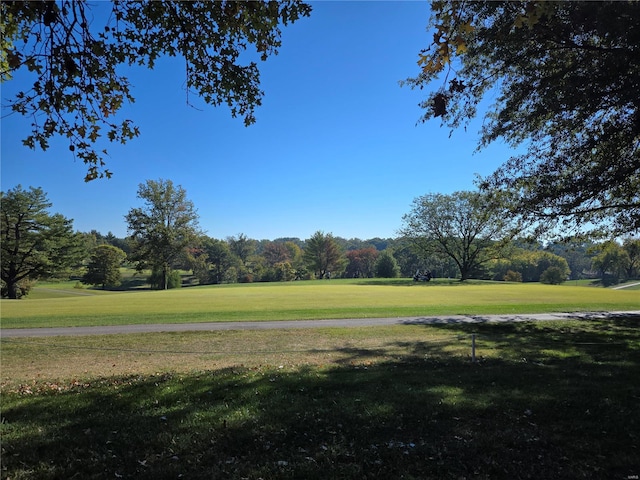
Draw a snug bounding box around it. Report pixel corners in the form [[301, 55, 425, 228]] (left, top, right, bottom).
[[403, 1, 640, 237], [1, 1, 311, 181]]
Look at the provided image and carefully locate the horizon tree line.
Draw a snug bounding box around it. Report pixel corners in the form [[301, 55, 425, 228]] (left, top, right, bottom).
[[3, 182, 639, 298]]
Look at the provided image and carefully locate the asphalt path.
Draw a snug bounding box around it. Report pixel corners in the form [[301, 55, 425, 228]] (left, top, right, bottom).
[[2, 311, 639, 338]]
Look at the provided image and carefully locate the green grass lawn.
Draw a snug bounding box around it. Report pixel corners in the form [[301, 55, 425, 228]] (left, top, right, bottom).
[[2, 279, 639, 329], [1, 317, 639, 479]]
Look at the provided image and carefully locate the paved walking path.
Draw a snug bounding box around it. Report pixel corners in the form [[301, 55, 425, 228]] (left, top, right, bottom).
[[2, 311, 638, 338], [611, 281, 640, 290]]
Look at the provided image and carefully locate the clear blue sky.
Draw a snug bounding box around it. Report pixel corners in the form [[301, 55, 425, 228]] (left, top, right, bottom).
[[1, 1, 513, 241]]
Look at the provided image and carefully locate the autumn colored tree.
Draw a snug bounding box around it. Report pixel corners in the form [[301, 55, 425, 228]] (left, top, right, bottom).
[[345, 247, 379, 278], [404, 1, 640, 236], [263, 241, 291, 266], [1, 1, 311, 180]]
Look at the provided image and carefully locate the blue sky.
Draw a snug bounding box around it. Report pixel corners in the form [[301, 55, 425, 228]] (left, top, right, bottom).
[[1, 1, 513, 241]]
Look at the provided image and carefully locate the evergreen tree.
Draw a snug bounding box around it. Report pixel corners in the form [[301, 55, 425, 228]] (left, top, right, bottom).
[[375, 250, 400, 278], [1, 185, 83, 299], [82, 245, 127, 289], [303, 231, 345, 279]]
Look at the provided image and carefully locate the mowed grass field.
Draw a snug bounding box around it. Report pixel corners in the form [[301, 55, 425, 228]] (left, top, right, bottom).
[[2, 279, 639, 329]]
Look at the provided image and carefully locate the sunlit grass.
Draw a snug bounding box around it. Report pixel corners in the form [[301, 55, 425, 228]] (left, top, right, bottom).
[[2, 280, 638, 329]]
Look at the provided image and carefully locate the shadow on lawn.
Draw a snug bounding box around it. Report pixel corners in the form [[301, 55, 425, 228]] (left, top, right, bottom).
[[2, 321, 639, 479]]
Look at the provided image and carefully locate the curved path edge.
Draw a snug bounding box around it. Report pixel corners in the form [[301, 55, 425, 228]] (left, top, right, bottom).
[[2, 311, 639, 338]]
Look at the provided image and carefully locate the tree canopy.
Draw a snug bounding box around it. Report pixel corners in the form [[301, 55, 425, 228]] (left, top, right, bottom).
[[1, 0, 311, 181], [125, 179, 200, 289], [399, 191, 517, 281], [303, 231, 345, 279], [1, 185, 83, 298], [404, 1, 640, 236]]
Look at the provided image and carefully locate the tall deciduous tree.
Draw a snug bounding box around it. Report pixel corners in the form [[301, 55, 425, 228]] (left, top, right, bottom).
[[125, 179, 200, 290], [82, 244, 127, 288], [404, 1, 640, 236], [1, 185, 83, 298], [1, 1, 311, 181], [400, 191, 516, 281], [303, 231, 345, 279]]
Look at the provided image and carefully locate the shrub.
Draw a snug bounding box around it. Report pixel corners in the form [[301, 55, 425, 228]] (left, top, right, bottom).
[[540, 266, 566, 285], [0, 278, 36, 299], [504, 270, 523, 282], [147, 269, 182, 289]]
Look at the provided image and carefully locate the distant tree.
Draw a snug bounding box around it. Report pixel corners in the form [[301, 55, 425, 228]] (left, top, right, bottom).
[[400, 191, 517, 281], [1, 185, 83, 298], [492, 249, 570, 283], [591, 241, 629, 286], [303, 231, 345, 279], [545, 238, 596, 280], [125, 179, 200, 290], [539, 266, 566, 285], [263, 241, 291, 266], [228, 233, 256, 265], [375, 250, 400, 278], [204, 237, 235, 284], [389, 238, 435, 277], [82, 245, 127, 289], [622, 238, 640, 279], [283, 241, 304, 268], [104, 232, 131, 255], [404, 1, 640, 236], [365, 237, 390, 251], [345, 248, 379, 278], [1, 1, 311, 181]]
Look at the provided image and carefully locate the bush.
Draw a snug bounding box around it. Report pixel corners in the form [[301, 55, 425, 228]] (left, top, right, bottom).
[[147, 269, 182, 289], [504, 270, 523, 282], [540, 266, 566, 285], [0, 278, 36, 299]]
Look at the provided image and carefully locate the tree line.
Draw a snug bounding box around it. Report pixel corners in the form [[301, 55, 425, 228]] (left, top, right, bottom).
[[3, 181, 638, 299]]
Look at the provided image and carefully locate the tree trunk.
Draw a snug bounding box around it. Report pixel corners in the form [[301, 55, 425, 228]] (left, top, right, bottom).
[[6, 279, 19, 299]]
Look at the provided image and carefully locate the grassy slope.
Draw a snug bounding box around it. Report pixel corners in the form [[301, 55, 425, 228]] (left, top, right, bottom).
[[1, 279, 639, 329]]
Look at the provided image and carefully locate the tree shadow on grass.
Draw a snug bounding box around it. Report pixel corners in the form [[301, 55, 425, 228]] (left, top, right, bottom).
[[2, 324, 639, 479]]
